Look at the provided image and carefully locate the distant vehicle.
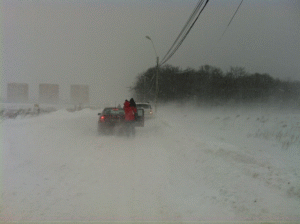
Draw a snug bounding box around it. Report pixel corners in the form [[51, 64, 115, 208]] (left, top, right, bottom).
[[97, 107, 144, 135], [136, 102, 153, 118]]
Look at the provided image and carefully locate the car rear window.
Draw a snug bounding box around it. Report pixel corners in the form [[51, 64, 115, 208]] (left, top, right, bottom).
[[103, 108, 125, 115], [136, 104, 151, 109]]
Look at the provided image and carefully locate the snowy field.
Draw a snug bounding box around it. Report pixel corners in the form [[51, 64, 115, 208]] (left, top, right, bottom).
[[0, 104, 300, 222]]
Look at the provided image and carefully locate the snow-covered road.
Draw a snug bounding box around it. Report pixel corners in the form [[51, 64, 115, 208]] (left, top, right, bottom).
[[1, 105, 299, 222]]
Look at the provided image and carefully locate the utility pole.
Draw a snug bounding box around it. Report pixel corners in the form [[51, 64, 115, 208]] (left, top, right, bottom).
[[155, 56, 159, 113], [144, 76, 146, 102], [146, 35, 159, 113]]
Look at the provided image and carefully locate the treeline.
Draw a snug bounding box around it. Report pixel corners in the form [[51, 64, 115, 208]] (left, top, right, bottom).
[[131, 64, 300, 106]]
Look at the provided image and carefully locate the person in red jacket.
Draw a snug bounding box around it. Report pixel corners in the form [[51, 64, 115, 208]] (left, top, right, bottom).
[[123, 99, 136, 136]]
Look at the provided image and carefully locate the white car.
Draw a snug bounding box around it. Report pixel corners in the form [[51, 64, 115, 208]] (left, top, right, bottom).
[[136, 102, 153, 118]]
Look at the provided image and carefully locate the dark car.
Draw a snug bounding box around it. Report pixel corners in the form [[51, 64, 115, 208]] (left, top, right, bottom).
[[97, 107, 144, 135]]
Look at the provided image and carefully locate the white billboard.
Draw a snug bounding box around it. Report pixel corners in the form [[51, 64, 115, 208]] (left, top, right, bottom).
[[70, 85, 89, 105], [39, 84, 59, 104], [7, 83, 29, 103]]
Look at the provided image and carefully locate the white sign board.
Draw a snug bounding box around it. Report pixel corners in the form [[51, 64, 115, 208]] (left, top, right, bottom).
[[70, 85, 89, 105], [7, 83, 29, 103]]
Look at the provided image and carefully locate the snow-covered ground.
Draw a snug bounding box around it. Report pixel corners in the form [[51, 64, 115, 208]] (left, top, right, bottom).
[[1, 104, 299, 222]]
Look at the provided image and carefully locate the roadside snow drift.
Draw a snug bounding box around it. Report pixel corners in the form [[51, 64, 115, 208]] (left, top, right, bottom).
[[1, 104, 299, 222]]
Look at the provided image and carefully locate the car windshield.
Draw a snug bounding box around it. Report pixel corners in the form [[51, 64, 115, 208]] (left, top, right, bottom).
[[103, 108, 125, 115], [136, 104, 151, 109]]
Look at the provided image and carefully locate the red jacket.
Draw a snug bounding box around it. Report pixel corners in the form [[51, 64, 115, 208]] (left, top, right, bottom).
[[123, 101, 136, 121]]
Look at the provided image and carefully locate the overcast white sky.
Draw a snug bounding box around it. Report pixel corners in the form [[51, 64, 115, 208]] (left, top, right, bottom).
[[2, 0, 300, 105]]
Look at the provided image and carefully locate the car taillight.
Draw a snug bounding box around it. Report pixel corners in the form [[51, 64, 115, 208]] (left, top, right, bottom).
[[99, 115, 106, 122]]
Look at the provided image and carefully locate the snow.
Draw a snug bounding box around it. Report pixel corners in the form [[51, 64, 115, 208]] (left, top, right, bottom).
[[1, 104, 300, 222]]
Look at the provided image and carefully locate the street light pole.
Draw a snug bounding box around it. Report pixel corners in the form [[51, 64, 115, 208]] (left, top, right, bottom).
[[146, 36, 159, 113], [155, 56, 159, 113]]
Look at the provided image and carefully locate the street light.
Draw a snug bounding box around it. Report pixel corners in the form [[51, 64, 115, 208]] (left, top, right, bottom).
[[146, 36, 159, 113]]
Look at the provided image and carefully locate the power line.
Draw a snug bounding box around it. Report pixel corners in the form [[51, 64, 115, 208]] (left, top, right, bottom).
[[161, 0, 210, 65], [220, 0, 245, 39], [160, 0, 205, 64]]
